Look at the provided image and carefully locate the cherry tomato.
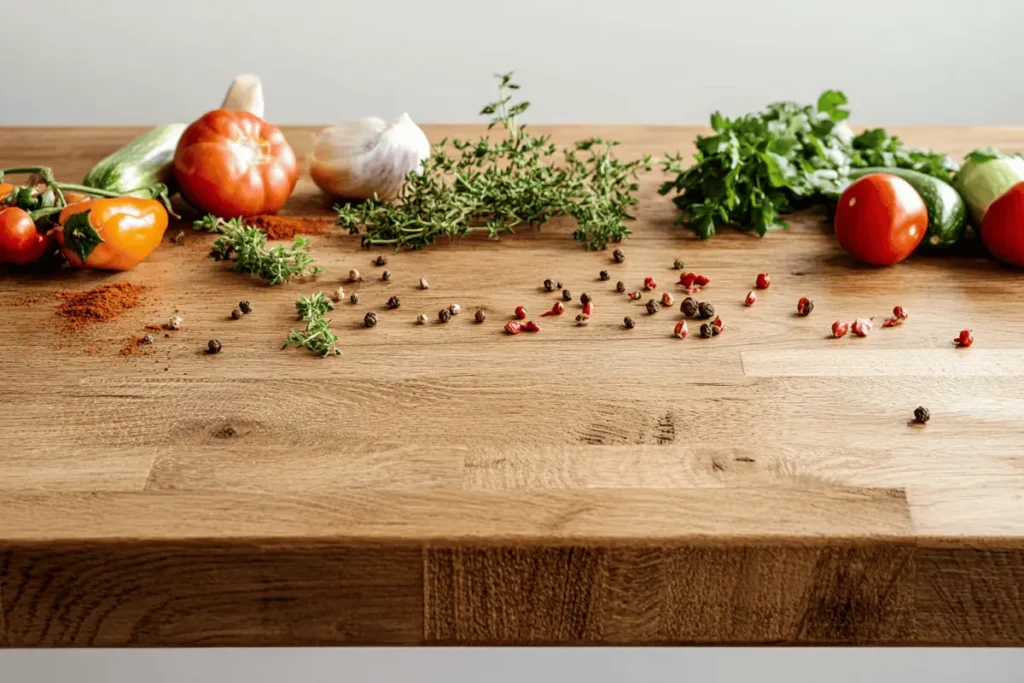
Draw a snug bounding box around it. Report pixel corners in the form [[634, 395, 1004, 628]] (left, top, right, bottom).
[[173, 110, 298, 218], [834, 174, 928, 266], [979, 181, 1024, 267], [0, 207, 52, 265], [55, 197, 168, 271]]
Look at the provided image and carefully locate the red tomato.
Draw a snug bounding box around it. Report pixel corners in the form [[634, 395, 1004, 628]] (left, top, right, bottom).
[[173, 110, 298, 218], [834, 174, 928, 266], [980, 181, 1024, 267], [0, 206, 52, 265]]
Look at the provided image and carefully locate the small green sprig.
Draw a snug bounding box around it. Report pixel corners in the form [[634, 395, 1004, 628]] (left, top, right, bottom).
[[336, 73, 651, 251], [283, 291, 341, 357], [194, 214, 322, 285]]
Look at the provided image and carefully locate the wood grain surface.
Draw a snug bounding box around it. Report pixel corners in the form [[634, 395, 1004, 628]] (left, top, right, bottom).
[[0, 125, 1022, 647]]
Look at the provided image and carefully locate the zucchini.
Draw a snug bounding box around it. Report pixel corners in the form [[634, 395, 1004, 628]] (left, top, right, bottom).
[[848, 167, 966, 250], [82, 124, 186, 194]]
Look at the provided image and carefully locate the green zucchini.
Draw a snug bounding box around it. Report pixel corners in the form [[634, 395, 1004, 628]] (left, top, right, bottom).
[[848, 167, 966, 250], [82, 124, 186, 194]]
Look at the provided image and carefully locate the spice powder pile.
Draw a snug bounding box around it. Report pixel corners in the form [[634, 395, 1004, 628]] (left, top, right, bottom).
[[55, 282, 149, 332], [249, 215, 331, 240]]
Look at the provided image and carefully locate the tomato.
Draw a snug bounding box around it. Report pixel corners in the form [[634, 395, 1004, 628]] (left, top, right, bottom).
[[0, 206, 52, 265], [173, 110, 298, 218], [979, 181, 1024, 267], [55, 197, 168, 271], [834, 173, 928, 266]]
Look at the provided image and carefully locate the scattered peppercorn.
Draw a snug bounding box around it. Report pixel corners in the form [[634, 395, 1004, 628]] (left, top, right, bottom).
[[673, 258, 685, 270], [350, 292, 360, 304], [678, 272, 697, 288], [646, 299, 661, 315], [504, 320, 522, 335], [755, 272, 771, 289], [387, 295, 401, 309], [599, 270, 610, 281], [694, 274, 710, 287], [231, 307, 243, 320], [616, 281, 626, 293], [711, 317, 725, 333], [166, 315, 183, 331], [562, 289, 572, 302], [697, 301, 715, 319], [556, 281, 563, 289], [624, 316, 636, 329], [543, 278, 556, 292], [643, 277, 657, 291], [851, 318, 873, 337], [381, 270, 391, 282], [475, 309, 486, 323], [914, 406, 930, 424], [374, 255, 388, 267], [417, 313, 428, 325], [448, 303, 461, 316], [673, 320, 688, 338], [580, 292, 591, 306], [575, 314, 590, 326], [364, 312, 378, 327], [332, 286, 346, 302], [239, 300, 253, 314], [710, 323, 721, 336], [894, 305, 909, 320], [612, 248, 625, 263], [439, 308, 451, 323], [744, 291, 757, 307], [207, 339, 222, 354], [699, 323, 713, 338], [522, 320, 541, 332], [831, 321, 850, 338], [681, 297, 698, 318], [141, 333, 155, 345], [627, 291, 642, 300], [661, 292, 674, 307], [954, 329, 974, 347], [541, 301, 565, 317], [797, 297, 814, 316], [349, 269, 362, 282], [419, 278, 429, 290], [582, 301, 593, 317], [514, 305, 528, 320]]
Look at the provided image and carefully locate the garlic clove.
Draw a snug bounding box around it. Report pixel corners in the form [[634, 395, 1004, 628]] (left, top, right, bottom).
[[221, 74, 265, 118], [308, 113, 430, 201]]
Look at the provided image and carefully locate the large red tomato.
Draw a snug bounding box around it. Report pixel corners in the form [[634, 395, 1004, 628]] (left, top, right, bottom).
[[173, 110, 298, 218], [834, 174, 928, 266], [979, 181, 1024, 267]]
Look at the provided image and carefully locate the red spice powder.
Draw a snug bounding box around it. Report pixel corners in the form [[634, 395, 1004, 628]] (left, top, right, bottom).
[[55, 282, 149, 332], [119, 335, 153, 356], [249, 215, 332, 240]]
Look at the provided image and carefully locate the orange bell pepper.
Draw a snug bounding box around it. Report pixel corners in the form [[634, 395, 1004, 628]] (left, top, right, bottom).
[[55, 197, 168, 270]]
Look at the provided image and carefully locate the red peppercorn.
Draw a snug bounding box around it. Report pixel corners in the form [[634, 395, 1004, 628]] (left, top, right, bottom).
[[744, 291, 757, 306], [894, 305, 909, 320], [678, 272, 697, 288], [954, 329, 974, 347], [522, 320, 541, 333], [693, 274, 710, 287], [831, 321, 849, 338], [541, 301, 565, 317], [582, 301, 594, 317], [514, 305, 528, 320], [661, 292, 674, 307], [628, 291, 642, 300], [504, 321, 522, 335], [673, 320, 688, 338], [755, 272, 771, 289], [796, 297, 814, 316], [882, 317, 901, 328], [851, 318, 873, 337], [643, 276, 657, 291], [711, 316, 724, 332]]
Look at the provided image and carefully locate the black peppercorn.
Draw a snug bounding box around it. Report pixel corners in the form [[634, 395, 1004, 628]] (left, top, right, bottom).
[[699, 323, 713, 338], [556, 281, 563, 289], [599, 270, 609, 281], [914, 406, 930, 424], [350, 292, 360, 304], [624, 316, 636, 329], [231, 307, 243, 320], [612, 248, 625, 263], [381, 270, 391, 282], [374, 255, 388, 267], [364, 312, 378, 327], [710, 323, 721, 336], [673, 258, 685, 270], [697, 301, 715, 319], [387, 295, 401, 309], [239, 300, 252, 314], [562, 289, 572, 302], [646, 299, 661, 315], [207, 339, 222, 354], [681, 297, 698, 318], [616, 281, 626, 293], [580, 292, 591, 306], [438, 308, 451, 323], [544, 278, 556, 292], [475, 310, 486, 323]]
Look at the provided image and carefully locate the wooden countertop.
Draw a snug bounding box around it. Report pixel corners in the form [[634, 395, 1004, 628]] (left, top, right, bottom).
[[0, 125, 1022, 647]]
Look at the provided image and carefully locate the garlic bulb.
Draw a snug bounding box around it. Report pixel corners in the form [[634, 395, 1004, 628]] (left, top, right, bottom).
[[221, 74, 265, 118], [308, 114, 430, 201]]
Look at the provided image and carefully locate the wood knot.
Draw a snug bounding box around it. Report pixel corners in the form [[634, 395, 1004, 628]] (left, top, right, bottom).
[[212, 424, 239, 439]]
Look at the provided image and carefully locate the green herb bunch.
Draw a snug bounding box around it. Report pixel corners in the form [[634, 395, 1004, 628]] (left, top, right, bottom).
[[282, 291, 340, 357], [659, 91, 959, 238], [195, 215, 322, 285], [336, 73, 651, 251]]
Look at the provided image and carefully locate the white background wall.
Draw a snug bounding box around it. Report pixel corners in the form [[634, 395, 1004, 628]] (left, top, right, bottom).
[[3, 1, 1024, 680], [2, 0, 1023, 126]]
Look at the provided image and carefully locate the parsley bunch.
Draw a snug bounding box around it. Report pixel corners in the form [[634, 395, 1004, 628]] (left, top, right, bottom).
[[195, 215, 322, 285], [659, 91, 958, 239], [337, 73, 651, 251], [282, 291, 340, 357]]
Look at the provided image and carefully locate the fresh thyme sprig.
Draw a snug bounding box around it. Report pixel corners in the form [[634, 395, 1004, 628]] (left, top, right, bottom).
[[282, 291, 341, 357], [336, 73, 651, 251], [194, 215, 322, 285]]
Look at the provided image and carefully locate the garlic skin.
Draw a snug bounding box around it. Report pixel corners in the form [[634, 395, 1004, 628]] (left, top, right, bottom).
[[221, 74, 265, 118], [308, 114, 430, 201]]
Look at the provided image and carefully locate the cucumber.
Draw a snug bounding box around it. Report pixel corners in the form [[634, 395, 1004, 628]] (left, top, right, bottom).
[[848, 167, 966, 250], [82, 124, 186, 194]]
